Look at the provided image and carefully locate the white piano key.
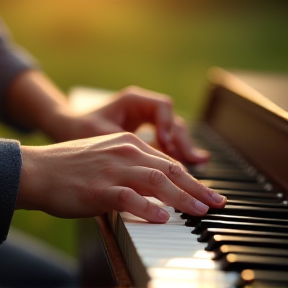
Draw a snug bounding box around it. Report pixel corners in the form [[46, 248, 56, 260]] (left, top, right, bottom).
[[112, 198, 239, 287], [147, 268, 238, 288]]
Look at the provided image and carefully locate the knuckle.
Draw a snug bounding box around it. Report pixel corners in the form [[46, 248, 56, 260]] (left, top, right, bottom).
[[195, 180, 205, 191], [143, 200, 151, 214], [195, 180, 212, 195], [169, 161, 184, 178], [190, 197, 197, 208], [149, 169, 166, 187], [119, 132, 140, 144], [118, 143, 141, 156], [118, 188, 134, 210], [109, 135, 141, 155], [179, 190, 188, 201]]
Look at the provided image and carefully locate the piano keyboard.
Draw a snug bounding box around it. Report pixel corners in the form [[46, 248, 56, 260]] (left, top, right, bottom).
[[117, 206, 238, 288], [74, 68, 288, 287], [109, 124, 288, 288]]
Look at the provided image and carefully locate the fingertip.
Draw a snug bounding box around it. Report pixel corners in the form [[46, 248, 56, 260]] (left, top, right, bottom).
[[219, 195, 227, 207], [188, 148, 210, 163], [211, 191, 227, 206], [222, 196, 227, 207], [194, 200, 209, 214], [157, 208, 170, 222], [119, 187, 134, 201]]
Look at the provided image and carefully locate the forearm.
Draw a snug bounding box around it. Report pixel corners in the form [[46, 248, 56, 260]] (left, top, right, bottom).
[[5, 70, 76, 141]]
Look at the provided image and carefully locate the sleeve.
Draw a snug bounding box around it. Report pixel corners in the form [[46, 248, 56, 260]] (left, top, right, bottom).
[[0, 139, 22, 244], [0, 19, 38, 128]]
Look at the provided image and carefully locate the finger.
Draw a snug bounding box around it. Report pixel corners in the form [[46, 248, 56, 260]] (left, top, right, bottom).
[[100, 186, 170, 223], [125, 153, 226, 209], [154, 101, 174, 146], [120, 87, 175, 147], [119, 166, 210, 216], [171, 116, 210, 163], [103, 134, 218, 210], [108, 132, 188, 170]]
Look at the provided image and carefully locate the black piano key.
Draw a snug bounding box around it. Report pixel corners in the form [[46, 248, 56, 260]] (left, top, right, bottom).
[[189, 159, 262, 180], [182, 199, 286, 219], [213, 189, 283, 202], [239, 269, 288, 287], [213, 245, 288, 260], [186, 161, 243, 172], [185, 214, 288, 227], [197, 228, 288, 242], [239, 279, 288, 287], [200, 180, 273, 191], [221, 253, 288, 272], [188, 169, 256, 182], [190, 167, 253, 183], [226, 199, 288, 208], [204, 153, 236, 163], [208, 205, 288, 218], [192, 219, 288, 235], [205, 235, 288, 251]]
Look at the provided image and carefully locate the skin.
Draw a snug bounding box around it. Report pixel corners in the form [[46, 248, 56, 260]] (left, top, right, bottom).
[[6, 70, 227, 222]]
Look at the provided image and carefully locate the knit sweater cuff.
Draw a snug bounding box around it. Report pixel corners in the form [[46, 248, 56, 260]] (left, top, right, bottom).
[[0, 139, 22, 243]]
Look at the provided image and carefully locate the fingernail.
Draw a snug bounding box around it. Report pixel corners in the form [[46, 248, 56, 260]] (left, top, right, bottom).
[[194, 200, 209, 214], [191, 148, 210, 160], [212, 192, 226, 204], [158, 209, 170, 221]]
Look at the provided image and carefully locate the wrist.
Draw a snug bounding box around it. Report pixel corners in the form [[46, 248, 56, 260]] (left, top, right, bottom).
[[16, 145, 44, 211], [39, 106, 78, 142]]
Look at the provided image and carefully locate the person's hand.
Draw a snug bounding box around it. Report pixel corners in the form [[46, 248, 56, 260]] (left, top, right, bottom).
[[5, 70, 208, 163], [63, 86, 209, 163], [17, 133, 226, 222]]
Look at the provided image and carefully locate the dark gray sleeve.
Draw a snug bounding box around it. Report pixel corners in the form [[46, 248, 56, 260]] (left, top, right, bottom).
[[0, 139, 22, 244], [0, 19, 37, 128]]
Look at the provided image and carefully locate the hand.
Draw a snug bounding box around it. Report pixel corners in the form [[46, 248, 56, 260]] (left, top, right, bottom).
[[18, 133, 226, 222], [5, 71, 208, 163], [65, 86, 209, 163]]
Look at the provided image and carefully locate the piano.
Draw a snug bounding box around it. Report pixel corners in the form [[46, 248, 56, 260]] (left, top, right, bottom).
[[78, 67, 288, 288]]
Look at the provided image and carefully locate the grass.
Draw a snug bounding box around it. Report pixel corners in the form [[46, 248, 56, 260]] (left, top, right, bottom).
[[0, 0, 287, 257]]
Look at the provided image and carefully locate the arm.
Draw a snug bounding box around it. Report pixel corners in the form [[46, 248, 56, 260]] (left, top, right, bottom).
[[0, 19, 73, 139], [5, 70, 76, 141], [6, 75, 210, 162], [0, 19, 37, 130], [1, 20, 208, 161]]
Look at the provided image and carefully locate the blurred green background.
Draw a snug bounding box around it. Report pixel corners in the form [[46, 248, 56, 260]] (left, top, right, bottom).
[[0, 0, 288, 257]]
